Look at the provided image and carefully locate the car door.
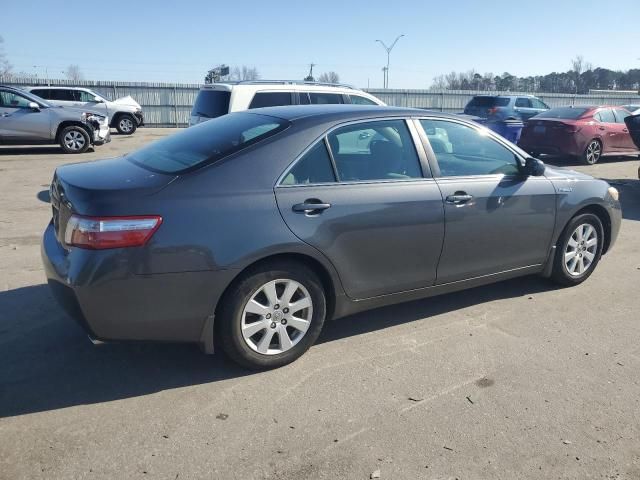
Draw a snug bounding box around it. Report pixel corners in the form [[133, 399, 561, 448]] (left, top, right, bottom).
[[612, 108, 637, 151], [417, 118, 556, 284], [275, 118, 445, 300], [75, 89, 109, 116], [624, 113, 640, 150], [514, 97, 537, 121], [594, 108, 618, 152], [0, 88, 51, 142]]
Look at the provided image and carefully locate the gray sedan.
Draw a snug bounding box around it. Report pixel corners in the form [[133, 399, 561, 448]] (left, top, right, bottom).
[[41, 105, 621, 369]]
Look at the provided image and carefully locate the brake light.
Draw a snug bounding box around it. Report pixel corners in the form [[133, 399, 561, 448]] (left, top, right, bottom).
[[488, 107, 499, 115], [64, 215, 162, 249]]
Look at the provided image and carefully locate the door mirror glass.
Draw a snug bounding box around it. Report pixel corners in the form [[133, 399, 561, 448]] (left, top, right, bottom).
[[28, 102, 40, 111], [524, 157, 545, 176]]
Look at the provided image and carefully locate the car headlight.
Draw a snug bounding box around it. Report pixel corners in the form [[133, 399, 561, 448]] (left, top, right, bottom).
[[81, 112, 107, 125], [607, 186, 619, 201]]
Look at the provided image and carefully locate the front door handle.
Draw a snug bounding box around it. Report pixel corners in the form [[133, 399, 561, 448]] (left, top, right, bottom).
[[1, 112, 9, 117], [292, 200, 331, 214], [445, 193, 473, 204]]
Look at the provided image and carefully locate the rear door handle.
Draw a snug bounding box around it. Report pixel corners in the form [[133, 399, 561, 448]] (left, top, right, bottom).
[[292, 200, 331, 214], [1, 113, 9, 117], [445, 194, 473, 204]]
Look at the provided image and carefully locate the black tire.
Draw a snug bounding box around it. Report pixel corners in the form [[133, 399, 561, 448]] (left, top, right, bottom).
[[115, 114, 137, 135], [59, 125, 90, 154], [582, 139, 602, 165], [551, 213, 604, 286], [217, 260, 327, 370]]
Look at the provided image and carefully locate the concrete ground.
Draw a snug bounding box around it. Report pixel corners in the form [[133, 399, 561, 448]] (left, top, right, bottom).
[[1, 129, 639, 480]]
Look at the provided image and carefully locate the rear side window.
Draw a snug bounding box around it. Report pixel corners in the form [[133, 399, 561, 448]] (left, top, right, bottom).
[[598, 109, 616, 123], [282, 142, 336, 185], [298, 92, 310, 104], [128, 112, 289, 174], [309, 92, 344, 105], [327, 120, 422, 181], [191, 90, 231, 119], [349, 95, 378, 105], [466, 97, 510, 108], [515, 98, 532, 108], [249, 92, 293, 109], [31, 89, 51, 99]]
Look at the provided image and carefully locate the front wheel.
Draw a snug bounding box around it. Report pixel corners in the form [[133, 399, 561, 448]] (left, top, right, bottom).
[[551, 213, 604, 286], [59, 126, 90, 154], [217, 261, 326, 369], [115, 114, 137, 135], [582, 139, 602, 165]]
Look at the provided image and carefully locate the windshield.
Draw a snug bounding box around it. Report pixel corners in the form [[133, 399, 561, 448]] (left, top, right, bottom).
[[535, 107, 589, 119], [191, 90, 231, 119], [127, 112, 289, 173]]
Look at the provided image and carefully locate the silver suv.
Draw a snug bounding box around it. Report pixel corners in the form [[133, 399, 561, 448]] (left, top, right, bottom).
[[0, 85, 110, 153]]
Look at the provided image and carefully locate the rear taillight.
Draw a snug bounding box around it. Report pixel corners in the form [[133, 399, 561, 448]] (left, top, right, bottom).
[[488, 107, 499, 115], [64, 215, 162, 249], [565, 124, 581, 133]]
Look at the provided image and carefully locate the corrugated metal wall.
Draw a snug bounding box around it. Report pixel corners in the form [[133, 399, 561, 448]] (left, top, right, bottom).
[[2, 77, 638, 127]]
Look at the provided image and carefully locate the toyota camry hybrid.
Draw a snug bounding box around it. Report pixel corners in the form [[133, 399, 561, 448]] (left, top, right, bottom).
[[42, 105, 621, 369]]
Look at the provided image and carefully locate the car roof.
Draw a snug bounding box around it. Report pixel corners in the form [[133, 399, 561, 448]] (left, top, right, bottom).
[[243, 104, 461, 122], [24, 86, 89, 90]]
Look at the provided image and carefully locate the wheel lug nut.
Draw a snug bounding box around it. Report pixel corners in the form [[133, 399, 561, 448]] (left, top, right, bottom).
[[283, 308, 289, 314], [266, 313, 272, 319], [274, 304, 280, 310], [281, 319, 287, 325], [270, 322, 276, 329]]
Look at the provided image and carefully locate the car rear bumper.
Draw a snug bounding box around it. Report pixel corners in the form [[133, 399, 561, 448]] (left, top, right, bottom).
[[41, 221, 238, 345]]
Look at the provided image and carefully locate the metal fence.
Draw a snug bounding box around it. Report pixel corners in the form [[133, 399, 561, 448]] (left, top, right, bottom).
[[2, 76, 639, 127]]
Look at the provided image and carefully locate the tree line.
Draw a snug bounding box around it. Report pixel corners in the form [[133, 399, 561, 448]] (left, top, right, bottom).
[[431, 56, 640, 94]]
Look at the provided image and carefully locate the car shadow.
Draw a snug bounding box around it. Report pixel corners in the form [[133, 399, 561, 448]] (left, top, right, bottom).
[[542, 154, 638, 167], [36, 189, 50, 203], [0, 275, 555, 418], [0, 146, 64, 155]]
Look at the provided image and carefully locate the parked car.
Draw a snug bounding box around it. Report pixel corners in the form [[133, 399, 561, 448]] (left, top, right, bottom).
[[519, 106, 639, 164], [463, 95, 550, 122], [0, 85, 110, 153], [189, 80, 384, 126], [25, 86, 144, 135], [42, 105, 621, 369]]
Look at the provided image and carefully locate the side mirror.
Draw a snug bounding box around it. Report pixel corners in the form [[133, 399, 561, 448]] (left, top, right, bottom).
[[524, 156, 545, 177], [28, 102, 40, 111], [93, 96, 104, 103]]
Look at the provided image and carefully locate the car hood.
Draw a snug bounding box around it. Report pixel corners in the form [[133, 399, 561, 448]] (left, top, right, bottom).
[[544, 165, 594, 181], [112, 95, 141, 109]]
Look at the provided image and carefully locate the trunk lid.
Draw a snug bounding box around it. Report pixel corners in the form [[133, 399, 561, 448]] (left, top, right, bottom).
[[50, 157, 176, 245], [521, 118, 578, 145]]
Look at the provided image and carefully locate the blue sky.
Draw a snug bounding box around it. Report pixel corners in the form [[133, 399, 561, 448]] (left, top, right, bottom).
[[3, 0, 639, 88]]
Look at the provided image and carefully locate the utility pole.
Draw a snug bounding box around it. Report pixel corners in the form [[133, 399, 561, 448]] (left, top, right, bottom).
[[375, 35, 405, 88], [304, 63, 316, 82]]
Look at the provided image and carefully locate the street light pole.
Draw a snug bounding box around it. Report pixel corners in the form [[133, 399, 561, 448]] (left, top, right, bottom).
[[376, 34, 405, 88]]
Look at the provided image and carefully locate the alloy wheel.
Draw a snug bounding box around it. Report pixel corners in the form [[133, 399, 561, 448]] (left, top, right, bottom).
[[241, 279, 313, 355], [564, 223, 598, 276], [585, 140, 601, 164], [63, 130, 86, 151], [119, 118, 134, 133]]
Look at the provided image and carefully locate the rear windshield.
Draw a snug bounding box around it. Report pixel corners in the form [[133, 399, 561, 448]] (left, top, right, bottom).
[[535, 107, 589, 119], [128, 113, 289, 173], [191, 90, 231, 119], [466, 97, 510, 108]]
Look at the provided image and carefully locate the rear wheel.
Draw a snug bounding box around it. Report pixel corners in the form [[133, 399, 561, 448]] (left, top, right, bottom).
[[582, 139, 602, 165], [217, 261, 326, 369], [59, 126, 90, 154], [116, 114, 137, 135], [551, 213, 604, 286]]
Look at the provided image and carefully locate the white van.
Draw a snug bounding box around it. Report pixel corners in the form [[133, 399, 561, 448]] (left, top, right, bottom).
[[189, 81, 384, 126]]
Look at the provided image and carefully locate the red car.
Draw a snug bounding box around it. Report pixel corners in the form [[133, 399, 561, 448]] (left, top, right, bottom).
[[518, 106, 640, 164]]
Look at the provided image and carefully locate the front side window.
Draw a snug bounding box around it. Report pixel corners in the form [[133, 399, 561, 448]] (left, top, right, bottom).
[[298, 92, 310, 104], [48, 89, 76, 101], [128, 112, 289, 174], [420, 119, 520, 177], [78, 90, 98, 102], [327, 120, 422, 181], [31, 89, 51, 100], [515, 98, 532, 108], [349, 95, 378, 105], [249, 92, 293, 109], [309, 92, 344, 105], [0, 90, 32, 108], [613, 109, 630, 123], [282, 141, 336, 185], [532, 99, 549, 109]]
